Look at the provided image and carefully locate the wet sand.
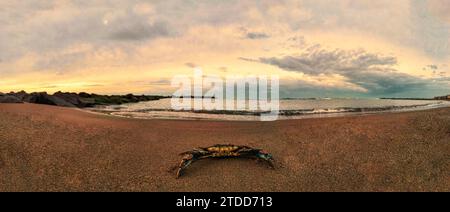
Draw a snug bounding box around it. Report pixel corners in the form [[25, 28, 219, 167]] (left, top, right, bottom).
[[0, 103, 449, 191]]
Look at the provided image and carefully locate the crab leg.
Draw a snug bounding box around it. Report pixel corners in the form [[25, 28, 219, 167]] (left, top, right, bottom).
[[262, 158, 275, 168], [176, 157, 195, 178], [176, 154, 211, 178]]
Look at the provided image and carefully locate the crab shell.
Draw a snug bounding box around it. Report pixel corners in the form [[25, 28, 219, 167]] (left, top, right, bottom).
[[206, 145, 240, 153]]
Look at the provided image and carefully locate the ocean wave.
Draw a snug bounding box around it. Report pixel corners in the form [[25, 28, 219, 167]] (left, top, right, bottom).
[[88, 101, 447, 118]]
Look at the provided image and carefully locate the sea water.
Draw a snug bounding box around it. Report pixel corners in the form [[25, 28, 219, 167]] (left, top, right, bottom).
[[88, 98, 450, 121]]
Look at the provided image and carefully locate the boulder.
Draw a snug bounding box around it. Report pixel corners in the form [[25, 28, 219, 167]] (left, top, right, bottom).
[[24, 92, 75, 107], [0, 95, 23, 103], [8, 90, 28, 101], [78, 92, 92, 98], [124, 93, 139, 102], [2, 91, 166, 108], [53, 91, 87, 107]]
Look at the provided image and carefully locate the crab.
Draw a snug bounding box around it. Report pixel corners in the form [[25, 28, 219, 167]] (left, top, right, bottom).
[[176, 144, 274, 178]]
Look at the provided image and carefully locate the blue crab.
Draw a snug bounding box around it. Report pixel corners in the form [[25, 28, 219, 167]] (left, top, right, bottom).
[[176, 144, 274, 178]]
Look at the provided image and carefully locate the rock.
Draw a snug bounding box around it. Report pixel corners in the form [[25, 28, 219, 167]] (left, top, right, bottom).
[[8, 90, 28, 101], [124, 94, 139, 102], [53, 91, 88, 107], [4, 91, 167, 108], [24, 92, 75, 107], [49, 96, 76, 107], [0, 95, 23, 103], [78, 92, 92, 98]]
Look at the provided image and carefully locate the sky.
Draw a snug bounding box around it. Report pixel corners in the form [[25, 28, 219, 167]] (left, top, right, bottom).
[[0, 0, 449, 98]]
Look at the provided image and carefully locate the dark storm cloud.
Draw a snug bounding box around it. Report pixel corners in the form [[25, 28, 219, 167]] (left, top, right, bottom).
[[348, 69, 429, 95], [259, 47, 397, 75], [253, 46, 436, 96]]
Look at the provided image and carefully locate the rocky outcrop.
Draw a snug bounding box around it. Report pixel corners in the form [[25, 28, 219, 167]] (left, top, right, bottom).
[[23, 92, 75, 107], [2, 91, 168, 108], [53, 91, 93, 107], [9, 90, 28, 101], [0, 94, 23, 103]]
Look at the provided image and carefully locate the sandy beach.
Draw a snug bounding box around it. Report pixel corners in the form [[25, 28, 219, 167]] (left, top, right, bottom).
[[0, 103, 448, 191]]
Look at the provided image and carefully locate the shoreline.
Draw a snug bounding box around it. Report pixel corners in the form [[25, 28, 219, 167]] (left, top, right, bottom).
[[84, 101, 450, 122], [0, 103, 449, 191]]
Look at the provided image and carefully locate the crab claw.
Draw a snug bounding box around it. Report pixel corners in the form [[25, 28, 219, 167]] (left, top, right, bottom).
[[176, 155, 195, 178], [257, 151, 275, 168], [266, 158, 275, 169]]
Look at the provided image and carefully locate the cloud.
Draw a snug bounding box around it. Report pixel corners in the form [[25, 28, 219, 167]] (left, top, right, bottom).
[[0, 1, 176, 62], [429, 65, 438, 70], [238, 57, 258, 62], [218, 66, 228, 72], [149, 79, 171, 85], [39, 83, 103, 89], [1, 1, 449, 96], [435, 76, 450, 81], [427, 0, 450, 24], [185, 62, 197, 68], [423, 64, 438, 71], [245, 32, 270, 39], [2, 0, 448, 63], [254, 45, 439, 96], [259, 47, 397, 75], [34, 51, 87, 71], [107, 21, 171, 41]]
